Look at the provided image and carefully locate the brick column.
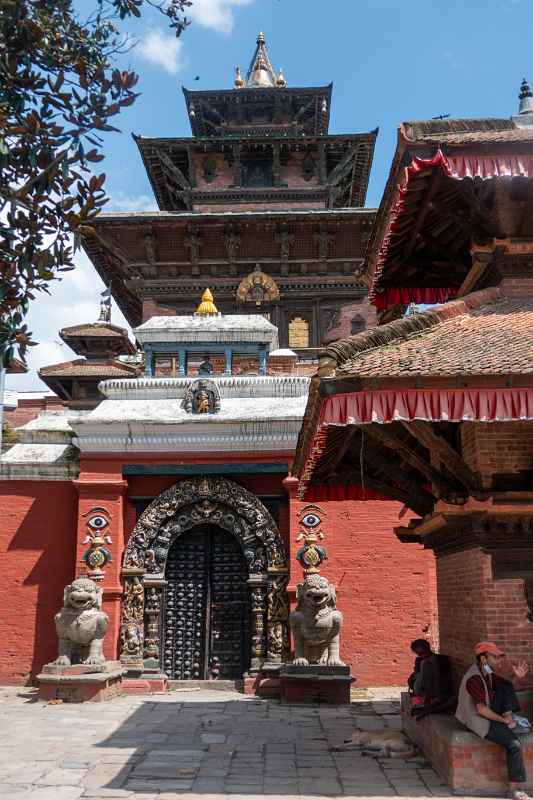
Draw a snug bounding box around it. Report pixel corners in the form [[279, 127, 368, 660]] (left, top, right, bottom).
[[74, 478, 128, 662], [282, 475, 300, 599]]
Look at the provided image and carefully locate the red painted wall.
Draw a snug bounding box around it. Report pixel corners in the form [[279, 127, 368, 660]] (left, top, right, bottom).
[[288, 497, 437, 687], [0, 467, 436, 688], [0, 481, 77, 683]]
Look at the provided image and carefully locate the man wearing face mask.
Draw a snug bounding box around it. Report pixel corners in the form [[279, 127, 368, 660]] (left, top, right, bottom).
[[456, 642, 530, 800]]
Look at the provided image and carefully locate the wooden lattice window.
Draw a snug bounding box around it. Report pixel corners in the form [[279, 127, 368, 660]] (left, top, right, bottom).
[[288, 317, 310, 348]]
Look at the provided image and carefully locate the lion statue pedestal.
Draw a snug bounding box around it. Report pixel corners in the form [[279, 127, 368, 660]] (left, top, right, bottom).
[[37, 578, 125, 703], [280, 574, 354, 704]]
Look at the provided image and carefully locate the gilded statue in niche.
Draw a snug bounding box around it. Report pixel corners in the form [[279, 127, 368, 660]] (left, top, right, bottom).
[[183, 379, 221, 415]]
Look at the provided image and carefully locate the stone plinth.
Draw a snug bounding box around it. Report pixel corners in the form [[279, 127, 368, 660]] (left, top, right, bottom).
[[401, 692, 533, 795], [279, 664, 354, 704], [37, 661, 125, 703]]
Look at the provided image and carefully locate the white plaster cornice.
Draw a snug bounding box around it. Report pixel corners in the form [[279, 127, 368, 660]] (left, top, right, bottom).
[[98, 375, 310, 400]]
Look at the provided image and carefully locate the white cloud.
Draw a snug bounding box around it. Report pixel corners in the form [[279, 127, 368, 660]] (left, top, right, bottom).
[[5, 249, 132, 393], [106, 190, 158, 213], [188, 0, 255, 35], [138, 28, 185, 75]]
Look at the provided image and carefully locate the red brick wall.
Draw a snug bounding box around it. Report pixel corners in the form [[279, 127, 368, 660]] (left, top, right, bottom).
[[461, 421, 533, 488], [4, 397, 65, 429], [436, 547, 533, 686], [289, 498, 437, 686], [322, 298, 377, 344], [0, 481, 77, 683]]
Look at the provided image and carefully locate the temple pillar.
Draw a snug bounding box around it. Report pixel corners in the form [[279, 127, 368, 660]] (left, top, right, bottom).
[[74, 478, 128, 663], [283, 475, 299, 599], [224, 346, 233, 375], [398, 503, 533, 688], [259, 347, 267, 375], [178, 347, 186, 376], [144, 346, 153, 376]]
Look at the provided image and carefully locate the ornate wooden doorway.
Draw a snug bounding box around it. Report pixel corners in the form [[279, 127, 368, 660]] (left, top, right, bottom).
[[120, 476, 290, 677], [163, 525, 250, 680]]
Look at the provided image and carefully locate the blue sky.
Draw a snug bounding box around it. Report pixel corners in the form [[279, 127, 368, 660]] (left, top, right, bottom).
[[7, 0, 531, 391]]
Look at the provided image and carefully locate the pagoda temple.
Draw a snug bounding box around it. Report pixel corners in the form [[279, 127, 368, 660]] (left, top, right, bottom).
[[81, 33, 378, 355], [0, 36, 435, 692]]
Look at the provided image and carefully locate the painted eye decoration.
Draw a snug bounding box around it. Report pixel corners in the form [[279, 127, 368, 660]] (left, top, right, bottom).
[[88, 515, 109, 530], [302, 513, 321, 528]]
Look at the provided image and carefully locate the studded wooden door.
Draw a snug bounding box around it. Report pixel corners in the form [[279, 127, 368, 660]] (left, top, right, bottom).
[[163, 526, 250, 680]]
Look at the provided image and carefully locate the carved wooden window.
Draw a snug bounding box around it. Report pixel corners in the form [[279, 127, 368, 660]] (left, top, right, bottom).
[[242, 159, 273, 188], [351, 314, 365, 335], [288, 317, 310, 349]]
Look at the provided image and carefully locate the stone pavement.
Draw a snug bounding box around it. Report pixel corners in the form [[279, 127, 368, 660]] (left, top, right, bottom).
[[0, 685, 463, 799]]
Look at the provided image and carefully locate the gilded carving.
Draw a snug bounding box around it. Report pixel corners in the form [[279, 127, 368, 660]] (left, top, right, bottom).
[[183, 379, 221, 415], [236, 268, 280, 306], [267, 574, 290, 663], [121, 477, 289, 673]]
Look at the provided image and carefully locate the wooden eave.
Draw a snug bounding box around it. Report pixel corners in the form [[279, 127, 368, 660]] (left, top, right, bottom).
[[81, 208, 375, 326], [134, 131, 378, 211], [182, 84, 333, 137]]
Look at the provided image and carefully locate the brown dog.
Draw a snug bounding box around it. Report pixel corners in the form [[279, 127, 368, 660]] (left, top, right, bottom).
[[333, 730, 418, 759]]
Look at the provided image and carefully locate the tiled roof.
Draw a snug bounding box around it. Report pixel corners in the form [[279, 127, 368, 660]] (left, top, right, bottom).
[[327, 288, 533, 378], [60, 323, 130, 339], [39, 359, 138, 378], [407, 128, 533, 145], [402, 117, 516, 142]]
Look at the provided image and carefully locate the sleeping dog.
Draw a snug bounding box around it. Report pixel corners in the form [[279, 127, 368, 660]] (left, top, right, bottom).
[[333, 730, 418, 759]]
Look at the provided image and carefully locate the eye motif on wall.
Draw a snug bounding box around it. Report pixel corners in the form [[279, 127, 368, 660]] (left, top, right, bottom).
[[82, 507, 113, 581], [296, 505, 328, 576]]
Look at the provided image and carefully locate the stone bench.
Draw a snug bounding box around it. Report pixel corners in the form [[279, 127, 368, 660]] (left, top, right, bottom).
[[401, 692, 533, 795]]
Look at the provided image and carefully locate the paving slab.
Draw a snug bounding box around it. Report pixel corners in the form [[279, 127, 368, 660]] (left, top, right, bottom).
[[0, 684, 445, 799]]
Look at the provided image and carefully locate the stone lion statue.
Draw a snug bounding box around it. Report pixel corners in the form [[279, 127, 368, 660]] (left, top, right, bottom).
[[53, 577, 109, 667], [289, 574, 344, 667]]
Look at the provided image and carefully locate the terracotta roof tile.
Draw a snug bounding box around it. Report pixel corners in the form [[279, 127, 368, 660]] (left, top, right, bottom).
[[39, 359, 138, 378], [60, 322, 130, 339], [329, 288, 533, 378], [402, 118, 516, 142]]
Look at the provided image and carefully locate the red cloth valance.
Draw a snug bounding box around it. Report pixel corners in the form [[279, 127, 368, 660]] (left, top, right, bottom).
[[322, 387, 533, 426], [448, 154, 533, 179], [372, 286, 457, 310], [299, 387, 533, 498]]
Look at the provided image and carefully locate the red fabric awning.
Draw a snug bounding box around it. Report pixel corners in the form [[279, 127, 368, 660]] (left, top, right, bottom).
[[372, 286, 457, 310], [369, 151, 453, 308], [299, 387, 533, 498], [447, 154, 533, 179]]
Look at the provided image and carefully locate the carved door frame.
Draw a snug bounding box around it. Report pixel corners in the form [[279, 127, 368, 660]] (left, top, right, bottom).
[[119, 476, 289, 677]]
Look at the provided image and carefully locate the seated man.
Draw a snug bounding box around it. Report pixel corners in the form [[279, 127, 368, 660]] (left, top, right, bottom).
[[456, 641, 530, 800], [408, 638, 455, 718]]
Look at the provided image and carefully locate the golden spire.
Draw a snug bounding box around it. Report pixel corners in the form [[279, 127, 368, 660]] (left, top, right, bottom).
[[234, 65, 244, 88], [195, 288, 218, 316]]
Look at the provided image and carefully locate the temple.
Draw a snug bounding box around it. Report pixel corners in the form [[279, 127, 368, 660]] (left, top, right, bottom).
[[82, 33, 378, 355], [0, 35, 433, 691]]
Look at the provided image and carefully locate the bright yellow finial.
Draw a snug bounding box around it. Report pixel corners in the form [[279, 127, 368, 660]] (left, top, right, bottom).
[[196, 288, 218, 315]]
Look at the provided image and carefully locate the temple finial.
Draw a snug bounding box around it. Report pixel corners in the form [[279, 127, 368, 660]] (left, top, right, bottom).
[[276, 67, 286, 88], [234, 65, 244, 88], [519, 78, 533, 114], [98, 289, 111, 322], [196, 288, 218, 316], [244, 31, 278, 88]]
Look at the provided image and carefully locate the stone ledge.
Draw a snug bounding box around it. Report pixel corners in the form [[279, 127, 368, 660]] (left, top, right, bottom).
[[401, 692, 533, 795]]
